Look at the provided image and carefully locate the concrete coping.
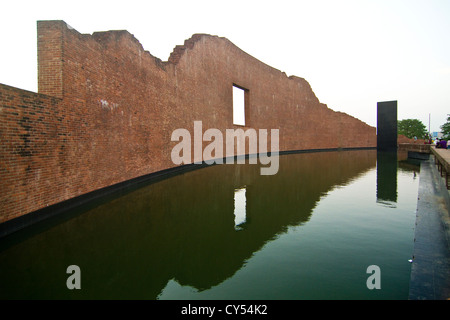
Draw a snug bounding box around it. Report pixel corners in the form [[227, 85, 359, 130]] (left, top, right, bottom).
[[409, 156, 450, 300]]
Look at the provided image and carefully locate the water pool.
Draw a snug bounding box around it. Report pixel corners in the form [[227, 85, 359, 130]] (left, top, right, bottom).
[[0, 150, 420, 299]]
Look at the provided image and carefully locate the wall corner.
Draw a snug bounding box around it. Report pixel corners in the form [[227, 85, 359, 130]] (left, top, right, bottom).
[[37, 20, 65, 99]]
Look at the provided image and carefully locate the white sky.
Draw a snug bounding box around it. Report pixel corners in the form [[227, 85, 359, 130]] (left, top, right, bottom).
[[1, 0, 449, 132]]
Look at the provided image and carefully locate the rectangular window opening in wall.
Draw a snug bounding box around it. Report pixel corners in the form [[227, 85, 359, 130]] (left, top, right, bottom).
[[233, 85, 248, 126]]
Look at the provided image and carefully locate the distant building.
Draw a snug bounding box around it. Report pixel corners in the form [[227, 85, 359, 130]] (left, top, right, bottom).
[[432, 132, 443, 139]]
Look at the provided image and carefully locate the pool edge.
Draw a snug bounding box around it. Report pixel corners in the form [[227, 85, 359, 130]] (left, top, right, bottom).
[[408, 157, 450, 300]]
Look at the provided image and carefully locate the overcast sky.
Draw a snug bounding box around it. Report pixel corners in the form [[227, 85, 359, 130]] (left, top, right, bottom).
[[1, 0, 449, 132]]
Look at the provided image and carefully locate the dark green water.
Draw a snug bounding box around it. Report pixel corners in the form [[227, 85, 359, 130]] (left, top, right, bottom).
[[0, 150, 420, 299]]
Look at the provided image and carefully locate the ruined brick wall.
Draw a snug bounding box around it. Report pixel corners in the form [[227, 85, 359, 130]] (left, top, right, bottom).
[[398, 134, 426, 145], [0, 85, 63, 222], [0, 20, 376, 225]]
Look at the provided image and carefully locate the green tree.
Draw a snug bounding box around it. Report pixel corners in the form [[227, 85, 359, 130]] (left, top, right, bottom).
[[397, 119, 427, 139], [441, 115, 450, 140]]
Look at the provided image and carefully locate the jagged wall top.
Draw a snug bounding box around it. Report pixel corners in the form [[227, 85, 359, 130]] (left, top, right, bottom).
[[45, 20, 317, 87]]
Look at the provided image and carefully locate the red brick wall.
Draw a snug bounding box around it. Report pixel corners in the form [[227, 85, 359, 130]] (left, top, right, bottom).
[[398, 134, 426, 145], [0, 20, 376, 224], [0, 85, 62, 222]]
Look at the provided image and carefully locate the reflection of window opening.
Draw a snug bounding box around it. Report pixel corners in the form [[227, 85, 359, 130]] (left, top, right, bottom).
[[234, 187, 246, 230], [233, 85, 247, 126]]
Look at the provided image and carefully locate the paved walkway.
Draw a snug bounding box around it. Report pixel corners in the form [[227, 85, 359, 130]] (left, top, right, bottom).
[[408, 156, 450, 300], [432, 146, 450, 161], [431, 147, 450, 190]]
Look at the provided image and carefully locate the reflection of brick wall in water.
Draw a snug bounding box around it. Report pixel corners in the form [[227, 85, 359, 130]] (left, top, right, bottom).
[[0, 20, 376, 225]]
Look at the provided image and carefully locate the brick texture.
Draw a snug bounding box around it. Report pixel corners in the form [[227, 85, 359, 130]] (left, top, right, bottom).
[[0, 20, 376, 224]]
